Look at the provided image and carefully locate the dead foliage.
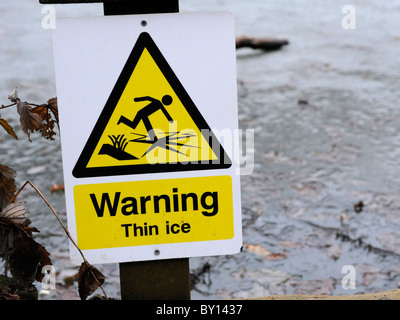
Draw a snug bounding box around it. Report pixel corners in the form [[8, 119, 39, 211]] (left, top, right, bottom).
[[0, 90, 108, 300], [0, 199, 51, 286], [78, 262, 106, 300], [1, 88, 59, 142]]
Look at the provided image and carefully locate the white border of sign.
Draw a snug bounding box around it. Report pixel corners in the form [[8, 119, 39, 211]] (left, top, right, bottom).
[[52, 12, 242, 265]]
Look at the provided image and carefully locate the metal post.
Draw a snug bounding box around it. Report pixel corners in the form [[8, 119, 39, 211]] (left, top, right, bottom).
[[40, 0, 190, 300]]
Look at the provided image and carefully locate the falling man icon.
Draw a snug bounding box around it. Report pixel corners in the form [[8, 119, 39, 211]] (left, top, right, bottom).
[[118, 95, 174, 141]]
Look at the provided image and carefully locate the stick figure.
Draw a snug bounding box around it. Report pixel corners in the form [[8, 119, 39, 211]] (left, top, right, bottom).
[[118, 95, 173, 141]]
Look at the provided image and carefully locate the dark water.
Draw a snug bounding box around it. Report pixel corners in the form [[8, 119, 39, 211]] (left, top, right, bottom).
[[1, 0, 400, 299]]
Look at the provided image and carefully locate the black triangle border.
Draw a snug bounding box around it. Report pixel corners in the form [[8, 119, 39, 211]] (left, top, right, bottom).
[[73, 32, 232, 178]]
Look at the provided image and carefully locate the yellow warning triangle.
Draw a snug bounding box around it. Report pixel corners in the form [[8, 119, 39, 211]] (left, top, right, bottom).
[[73, 32, 231, 178]]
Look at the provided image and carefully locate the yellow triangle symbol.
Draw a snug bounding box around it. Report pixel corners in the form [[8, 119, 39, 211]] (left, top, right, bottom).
[[73, 32, 231, 178]]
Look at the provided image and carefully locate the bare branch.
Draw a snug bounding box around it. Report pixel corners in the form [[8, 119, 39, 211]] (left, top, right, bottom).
[[236, 36, 289, 51], [0, 102, 17, 110]]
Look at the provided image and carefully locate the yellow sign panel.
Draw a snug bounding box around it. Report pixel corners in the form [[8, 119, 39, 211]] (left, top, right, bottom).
[[73, 32, 231, 178], [89, 47, 217, 167], [74, 176, 234, 250]]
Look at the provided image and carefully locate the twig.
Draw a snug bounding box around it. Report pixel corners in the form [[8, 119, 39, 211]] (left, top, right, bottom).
[[8, 180, 86, 263], [8, 180, 108, 299], [236, 36, 289, 51], [0, 102, 16, 110], [26, 103, 43, 107], [1, 101, 46, 109]]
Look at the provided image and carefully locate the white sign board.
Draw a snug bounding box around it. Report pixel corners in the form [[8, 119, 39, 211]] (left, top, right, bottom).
[[52, 12, 242, 265]]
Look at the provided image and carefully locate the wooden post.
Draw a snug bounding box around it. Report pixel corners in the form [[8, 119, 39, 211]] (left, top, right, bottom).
[[119, 258, 190, 300], [40, 0, 190, 300], [103, 0, 179, 15]]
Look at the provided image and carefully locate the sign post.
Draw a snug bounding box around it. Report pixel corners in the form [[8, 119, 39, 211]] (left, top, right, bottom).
[[45, 0, 241, 300], [102, 0, 189, 301]]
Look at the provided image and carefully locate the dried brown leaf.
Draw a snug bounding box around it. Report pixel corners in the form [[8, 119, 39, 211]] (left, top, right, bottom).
[[46, 97, 58, 123], [0, 165, 16, 211], [244, 243, 271, 256], [244, 243, 287, 261], [0, 199, 51, 285], [31, 99, 58, 140], [49, 183, 64, 192], [265, 252, 287, 261], [16, 101, 42, 142], [31, 104, 51, 122], [78, 262, 105, 300], [6, 226, 51, 285], [40, 119, 56, 140], [0, 202, 28, 225], [31, 98, 58, 123], [0, 117, 17, 140], [0, 221, 13, 259], [34, 241, 52, 283], [8, 230, 43, 285]]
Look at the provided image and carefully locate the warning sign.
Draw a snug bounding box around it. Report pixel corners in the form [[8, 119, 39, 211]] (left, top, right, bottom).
[[74, 176, 233, 250], [53, 12, 242, 264], [73, 32, 231, 178]]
